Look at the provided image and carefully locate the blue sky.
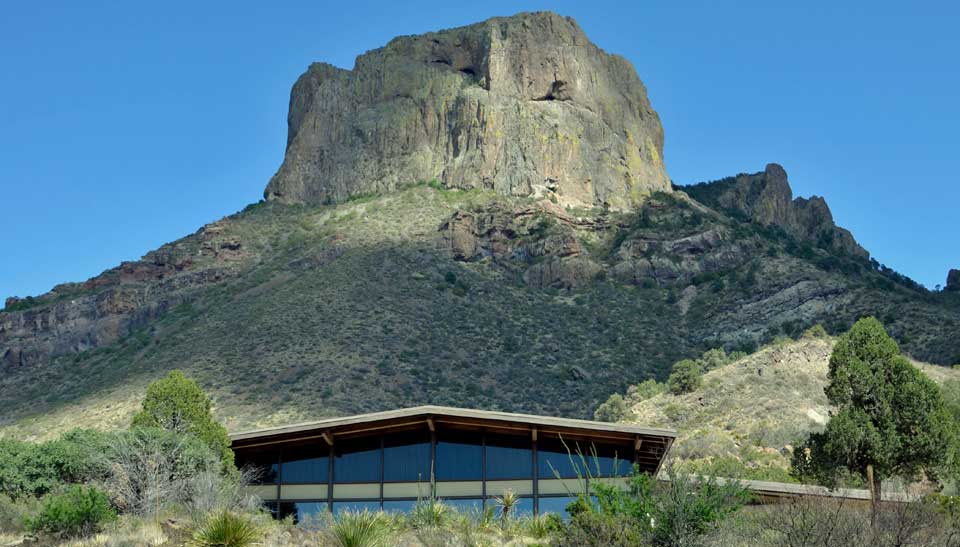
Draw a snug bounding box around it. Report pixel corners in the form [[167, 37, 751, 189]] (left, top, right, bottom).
[[1, 0, 958, 302]]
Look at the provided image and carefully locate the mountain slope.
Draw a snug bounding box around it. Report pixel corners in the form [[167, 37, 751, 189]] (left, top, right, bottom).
[[2, 12, 959, 441], [622, 336, 960, 480], [2, 179, 958, 440]]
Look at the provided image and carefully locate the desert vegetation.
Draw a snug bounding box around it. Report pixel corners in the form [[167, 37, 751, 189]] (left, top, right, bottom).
[[2, 361, 960, 545]]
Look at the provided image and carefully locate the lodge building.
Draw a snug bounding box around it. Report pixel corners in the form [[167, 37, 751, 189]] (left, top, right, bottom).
[[231, 406, 676, 522]]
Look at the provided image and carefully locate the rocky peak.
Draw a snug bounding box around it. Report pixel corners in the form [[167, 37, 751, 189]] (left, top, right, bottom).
[[684, 163, 868, 258], [265, 11, 670, 209], [947, 269, 960, 291]]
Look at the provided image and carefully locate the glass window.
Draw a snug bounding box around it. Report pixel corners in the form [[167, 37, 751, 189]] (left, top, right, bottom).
[[334, 438, 381, 483], [278, 501, 328, 524], [382, 499, 418, 513], [436, 432, 482, 481], [538, 439, 587, 479], [538, 439, 634, 478], [383, 432, 431, 482], [332, 501, 382, 515], [537, 496, 578, 519], [586, 444, 634, 477], [492, 496, 533, 518], [236, 450, 278, 484], [485, 435, 532, 480], [282, 445, 329, 483]]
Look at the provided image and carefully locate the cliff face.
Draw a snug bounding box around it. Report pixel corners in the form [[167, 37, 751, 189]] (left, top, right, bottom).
[[683, 163, 868, 259], [264, 12, 670, 210]]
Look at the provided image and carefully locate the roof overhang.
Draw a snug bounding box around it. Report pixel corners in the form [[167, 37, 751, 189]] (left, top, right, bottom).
[[230, 406, 675, 471]]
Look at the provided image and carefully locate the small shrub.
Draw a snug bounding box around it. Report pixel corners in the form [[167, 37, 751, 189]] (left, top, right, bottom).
[[190, 510, 261, 547], [409, 499, 449, 529], [802, 324, 829, 339], [26, 485, 116, 539], [667, 359, 702, 395], [0, 493, 34, 533], [594, 393, 632, 423], [327, 509, 392, 547]]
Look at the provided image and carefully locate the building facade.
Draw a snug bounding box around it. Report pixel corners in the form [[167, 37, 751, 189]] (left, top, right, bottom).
[[231, 406, 675, 522]]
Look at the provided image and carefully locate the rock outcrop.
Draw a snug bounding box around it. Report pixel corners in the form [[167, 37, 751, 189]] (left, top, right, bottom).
[[947, 269, 960, 291], [0, 220, 248, 369], [265, 11, 670, 210], [683, 164, 868, 258]]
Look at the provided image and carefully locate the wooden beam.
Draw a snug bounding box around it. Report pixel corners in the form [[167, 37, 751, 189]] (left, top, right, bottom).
[[321, 430, 334, 446], [427, 416, 436, 432], [635, 436, 643, 452], [531, 427, 538, 442]]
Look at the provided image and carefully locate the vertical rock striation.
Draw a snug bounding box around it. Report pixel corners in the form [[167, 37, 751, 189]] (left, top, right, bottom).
[[264, 11, 671, 209]]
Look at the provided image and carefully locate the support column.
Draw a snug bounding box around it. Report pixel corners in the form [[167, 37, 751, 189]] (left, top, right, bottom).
[[532, 427, 539, 515]]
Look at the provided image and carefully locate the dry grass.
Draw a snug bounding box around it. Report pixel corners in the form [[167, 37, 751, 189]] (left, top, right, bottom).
[[628, 337, 960, 478]]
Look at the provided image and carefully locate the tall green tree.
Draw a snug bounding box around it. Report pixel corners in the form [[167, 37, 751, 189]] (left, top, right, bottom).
[[792, 317, 954, 521], [131, 370, 234, 470]]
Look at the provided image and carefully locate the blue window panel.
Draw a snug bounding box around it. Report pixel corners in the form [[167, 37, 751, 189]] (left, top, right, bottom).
[[537, 442, 587, 479], [538, 440, 634, 478], [332, 501, 382, 515], [440, 498, 485, 513], [436, 437, 482, 481], [278, 501, 327, 524], [493, 496, 533, 518], [334, 439, 381, 483], [382, 500, 419, 513], [485, 437, 532, 480], [590, 454, 633, 477], [282, 446, 329, 483], [237, 452, 278, 484], [537, 496, 579, 519], [383, 434, 431, 482]]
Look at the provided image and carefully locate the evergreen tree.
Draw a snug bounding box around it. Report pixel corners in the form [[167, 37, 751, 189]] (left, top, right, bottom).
[[792, 317, 954, 522], [131, 370, 234, 470]]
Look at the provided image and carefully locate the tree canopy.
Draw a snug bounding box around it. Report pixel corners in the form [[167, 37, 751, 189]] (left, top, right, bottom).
[[792, 317, 954, 496], [131, 370, 234, 470]]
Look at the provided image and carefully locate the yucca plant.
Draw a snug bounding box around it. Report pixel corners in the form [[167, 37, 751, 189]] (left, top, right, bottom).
[[190, 510, 261, 547], [494, 489, 519, 525], [409, 499, 450, 529], [328, 509, 393, 547]]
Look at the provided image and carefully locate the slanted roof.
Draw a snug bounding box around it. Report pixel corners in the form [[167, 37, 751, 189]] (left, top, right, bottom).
[[230, 405, 676, 473]]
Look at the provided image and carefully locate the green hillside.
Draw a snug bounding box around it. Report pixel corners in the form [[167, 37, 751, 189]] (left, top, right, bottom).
[[2, 182, 959, 440]]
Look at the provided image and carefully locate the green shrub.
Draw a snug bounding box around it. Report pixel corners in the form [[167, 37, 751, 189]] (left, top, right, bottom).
[[594, 393, 632, 423], [667, 359, 702, 395], [0, 430, 111, 500], [556, 467, 749, 547], [190, 510, 261, 547], [26, 485, 116, 539], [132, 370, 235, 471], [327, 509, 392, 547], [626, 379, 665, 403]]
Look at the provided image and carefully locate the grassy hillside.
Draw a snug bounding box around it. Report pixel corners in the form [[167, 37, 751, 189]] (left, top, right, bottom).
[[1, 182, 958, 441], [622, 335, 960, 482]]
